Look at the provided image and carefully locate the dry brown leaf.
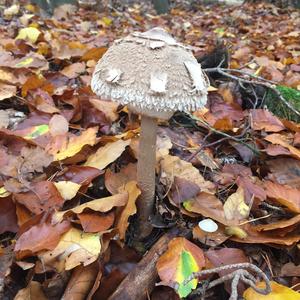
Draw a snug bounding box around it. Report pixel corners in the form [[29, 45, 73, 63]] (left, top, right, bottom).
[[267, 158, 300, 188], [14, 281, 47, 300], [193, 225, 228, 246], [49, 114, 69, 136], [15, 220, 71, 259], [251, 109, 285, 132], [264, 180, 300, 213], [105, 163, 137, 195], [254, 214, 300, 232], [0, 83, 16, 101], [62, 263, 100, 300], [160, 155, 215, 194], [89, 98, 119, 122], [52, 192, 128, 223], [61, 62, 86, 79], [265, 133, 300, 160], [116, 181, 141, 241], [183, 192, 230, 225], [78, 211, 115, 233]]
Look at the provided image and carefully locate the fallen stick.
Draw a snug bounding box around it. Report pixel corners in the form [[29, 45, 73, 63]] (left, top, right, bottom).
[[108, 227, 191, 300]]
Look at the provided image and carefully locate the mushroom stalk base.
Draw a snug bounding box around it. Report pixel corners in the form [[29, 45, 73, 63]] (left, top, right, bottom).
[[137, 115, 157, 239]]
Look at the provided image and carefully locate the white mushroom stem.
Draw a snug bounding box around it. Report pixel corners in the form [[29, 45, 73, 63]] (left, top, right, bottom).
[[137, 115, 157, 238]]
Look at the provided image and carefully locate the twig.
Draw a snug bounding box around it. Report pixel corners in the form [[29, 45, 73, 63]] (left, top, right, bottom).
[[189, 115, 260, 155], [204, 67, 300, 118], [187, 120, 252, 162], [183, 263, 271, 300]]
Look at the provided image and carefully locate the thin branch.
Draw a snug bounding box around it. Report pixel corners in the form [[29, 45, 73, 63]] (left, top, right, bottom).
[[189, 115, 260, 155], [184, 263, 271, 300]]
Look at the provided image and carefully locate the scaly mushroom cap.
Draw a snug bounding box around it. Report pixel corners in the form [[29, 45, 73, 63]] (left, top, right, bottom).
[[91, 27, 209, 119]]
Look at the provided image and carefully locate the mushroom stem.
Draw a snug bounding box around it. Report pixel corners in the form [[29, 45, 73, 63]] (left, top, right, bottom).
[[137, 115, 157, 238]]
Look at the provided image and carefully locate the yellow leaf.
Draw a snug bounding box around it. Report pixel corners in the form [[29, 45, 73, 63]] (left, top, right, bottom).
[[16, 27, 41, 43], [52, 192, 128, 224], [39, 228, 101, 271], [14, 57, 34, 68], [54, 181, 81, 201], [101, 16, 113, 26], [84, 139, 131, 170], [49, 127, 98, 161], [0, 187, 11, 197], [223, 187, 250, 222], [244, 281, 300, 300], [225, 226, 248, 239]]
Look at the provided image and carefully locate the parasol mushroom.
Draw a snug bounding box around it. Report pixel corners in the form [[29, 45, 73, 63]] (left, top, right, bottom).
[[91, 27, 209, 238]]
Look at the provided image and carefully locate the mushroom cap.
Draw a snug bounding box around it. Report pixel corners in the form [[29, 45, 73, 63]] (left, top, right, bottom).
[[91, 27, 209, 119]]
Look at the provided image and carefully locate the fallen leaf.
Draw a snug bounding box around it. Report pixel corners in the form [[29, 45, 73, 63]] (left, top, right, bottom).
[[160, 155, 215, 194], [84, 139, 131, 170], [14, 281, 47, 300], [16, 27, 41, 43], [116, 181, 141, 241], [105, 163, 137, 194], [78, 211, 115, 233], [243, 281, 300, 300], [54, 181, 81, 201], [169, 177, 200, 206], [0, 196, 18, 234], [267, 158, 300, 189], [193, 225, 228, 246], [14, 181, 65, 214], [251, 109, 285, 132], [0, 83, 16, 100], [231, 224, 300, 245], [89, 98, 119, 122], [62, 263, 99, 300], [48, 127, 98, 161], [39, 227, 101, 270], [156, 237, 205, 298], [223, 187, 250, 222], [52, 193, 128, 223], [254, 214, 300, 232], [49, 114, 69, 136], [206, 248, 249, 294], [265, 134, 300, 160], [183, 192, 229, 225], [15, 220, 71, 259], [264, 181, 300, 213], [61, 62, 86, 79], [280, 262, 300, 277]]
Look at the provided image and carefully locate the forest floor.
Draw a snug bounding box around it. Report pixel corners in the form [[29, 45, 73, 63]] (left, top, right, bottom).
[[0, 1, 300, 299]]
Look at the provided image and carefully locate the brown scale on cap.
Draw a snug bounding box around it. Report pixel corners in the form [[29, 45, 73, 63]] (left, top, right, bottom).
[[91, 27, 209, 239]]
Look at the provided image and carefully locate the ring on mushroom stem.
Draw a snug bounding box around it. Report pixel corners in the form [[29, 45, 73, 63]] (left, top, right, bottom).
[[91, 27, 209, 239]]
